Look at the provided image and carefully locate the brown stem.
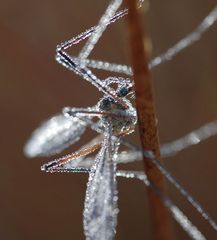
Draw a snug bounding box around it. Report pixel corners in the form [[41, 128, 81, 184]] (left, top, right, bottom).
[[124, 1, 173, 239]]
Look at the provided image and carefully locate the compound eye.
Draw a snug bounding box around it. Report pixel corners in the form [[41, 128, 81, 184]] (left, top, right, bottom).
[[117, 86, 131, 97], [100, 98, 112, 110]]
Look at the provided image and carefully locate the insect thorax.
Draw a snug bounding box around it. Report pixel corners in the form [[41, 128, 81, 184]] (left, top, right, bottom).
[[99, 97, 136, 135]]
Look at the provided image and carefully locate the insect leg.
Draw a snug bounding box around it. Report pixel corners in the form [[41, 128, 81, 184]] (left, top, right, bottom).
[[56, 50, 128, 107], [78, 0, 122, 61], [55, 4, 130, 108], [63, 106, 135, 121], [41, 143, 101, 173]]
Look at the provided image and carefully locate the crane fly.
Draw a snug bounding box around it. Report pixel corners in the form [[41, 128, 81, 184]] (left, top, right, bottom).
[[24, 0, 217, 239], [25, 75, 136, 240]]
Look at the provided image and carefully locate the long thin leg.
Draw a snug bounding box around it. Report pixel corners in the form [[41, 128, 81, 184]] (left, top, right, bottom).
[[117, 171, 206, 240], [56, 50, 128, 108], [44, 164, 206, 240], [114, 137, 217, 232], [63, 106, 135, 120], [78, 0, 122, 61], [55, 2, 131, 108], [56, 15, 126, 105], [42, 127, 136, 173], [103, 118, 217, 164], [57, 8, 128, 51], [51, 106, 217, 232], [142, 145, 217, 232], [57, 1, 146, 51], [41, 143, 101, 173], [161, 119, 217, 157], [80, 5, 217, 75]]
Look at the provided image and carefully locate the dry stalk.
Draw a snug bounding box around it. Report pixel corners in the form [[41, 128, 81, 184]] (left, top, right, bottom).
[[125, 1, 173, 239]]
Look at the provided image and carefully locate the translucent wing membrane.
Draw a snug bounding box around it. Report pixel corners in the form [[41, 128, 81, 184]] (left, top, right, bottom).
[[83, 127, 118, 240], [45, 162, 206, 240], [24, 114, 87, 157]]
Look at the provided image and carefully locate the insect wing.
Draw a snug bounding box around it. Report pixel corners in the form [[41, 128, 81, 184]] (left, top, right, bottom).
[[83, 136, 118, 240], [24, 114, 87, 158]]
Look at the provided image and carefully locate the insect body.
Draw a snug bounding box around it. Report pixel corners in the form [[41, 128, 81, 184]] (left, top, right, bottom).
[[24, 0, 217, 239], [98, 96, 135, 135], [24, 1, 138, 239], [25, 76, 136, 240]]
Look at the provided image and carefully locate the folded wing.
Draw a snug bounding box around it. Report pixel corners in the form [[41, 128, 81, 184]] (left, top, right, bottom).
[[83, 132, 118, 240]]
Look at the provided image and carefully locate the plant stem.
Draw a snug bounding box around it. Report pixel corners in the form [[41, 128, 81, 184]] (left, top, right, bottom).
[[124, 1, 173, 239]]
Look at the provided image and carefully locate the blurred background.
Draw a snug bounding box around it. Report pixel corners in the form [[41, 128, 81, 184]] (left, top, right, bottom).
[[1, 0, 217, 239]]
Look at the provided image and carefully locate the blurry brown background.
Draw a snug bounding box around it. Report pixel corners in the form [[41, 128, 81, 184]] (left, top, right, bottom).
[[1, 0, 217, 239]]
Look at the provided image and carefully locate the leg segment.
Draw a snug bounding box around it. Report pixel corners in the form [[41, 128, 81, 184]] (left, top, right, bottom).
[[41, 143, 101, 173], [63, 106, 135, 120], [55, 2, 130, 108]]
